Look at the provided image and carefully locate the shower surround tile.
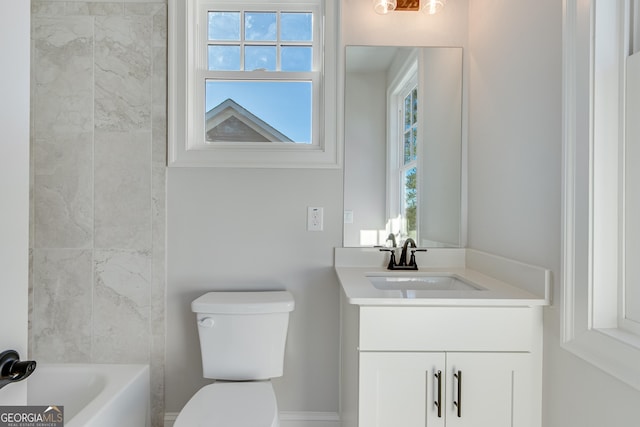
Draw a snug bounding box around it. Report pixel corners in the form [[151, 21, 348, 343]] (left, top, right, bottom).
[[94, 15, 152, 131], [30, 2, 167, 425], [32, 249, 92, 363], [93, 249, 151, 363], [125, 2, 165, 17], [65, 2, 124, 16], [31, 1, 66, 18], [94, 131, 152, 250], [32, 16, 94, 137], [33, 132, 93, 248]]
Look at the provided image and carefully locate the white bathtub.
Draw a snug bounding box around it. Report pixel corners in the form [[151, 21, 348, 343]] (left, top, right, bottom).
[[27, 364, 150, 427]]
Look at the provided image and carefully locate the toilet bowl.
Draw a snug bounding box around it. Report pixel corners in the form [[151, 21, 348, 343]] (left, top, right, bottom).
[[175, 291, 294, 427], [174, 382, 278, 427]]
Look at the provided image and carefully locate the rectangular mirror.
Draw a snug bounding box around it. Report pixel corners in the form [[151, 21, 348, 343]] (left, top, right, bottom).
[[343, 46, 463, 248]]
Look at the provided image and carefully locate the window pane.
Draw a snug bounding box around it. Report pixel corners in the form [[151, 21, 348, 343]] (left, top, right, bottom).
[[281, 12, 313, 41], [281, 46, 312, 71], [208, 45, 240, 71], [404, 132, 411, 164], [404, 167, 417, 238], [245, 45, 276, 71], [404, 95, 411, 131], [245, 12, 277, 41], [411, 128, 417, 161], [208, 12, 240, 41], [412, 88, 418, 124], [625, 55, 640, 324], [205, 80, 312, 143]]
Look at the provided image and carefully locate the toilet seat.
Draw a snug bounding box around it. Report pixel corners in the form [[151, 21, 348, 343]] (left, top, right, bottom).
[[174, 381, 279, 427]]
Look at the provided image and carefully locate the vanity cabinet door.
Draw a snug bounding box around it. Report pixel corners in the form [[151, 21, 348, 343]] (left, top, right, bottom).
[[445, 352, 534, 427], [359, 352, 534, 427], [359, 352, 446, 427]]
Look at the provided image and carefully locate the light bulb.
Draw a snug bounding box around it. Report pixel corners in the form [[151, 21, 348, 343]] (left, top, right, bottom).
[[373, 0, 397, 15], [423, 0, 446, 15]]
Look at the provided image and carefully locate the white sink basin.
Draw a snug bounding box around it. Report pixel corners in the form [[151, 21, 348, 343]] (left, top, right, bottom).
[[367, 274, 485, 296]]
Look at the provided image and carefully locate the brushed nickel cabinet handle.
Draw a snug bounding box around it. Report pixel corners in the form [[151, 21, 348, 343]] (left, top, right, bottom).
[[453, 370, 462, 417], [434, 370, 442, 418]]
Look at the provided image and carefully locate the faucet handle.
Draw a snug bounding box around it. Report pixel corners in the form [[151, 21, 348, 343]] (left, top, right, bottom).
[[379, 248, 398, 269], [0, 350, 36, 390], [409, 248, 428, 267]]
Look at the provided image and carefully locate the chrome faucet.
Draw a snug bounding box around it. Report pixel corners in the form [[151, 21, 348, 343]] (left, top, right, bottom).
[[379, 238, 427, 270]]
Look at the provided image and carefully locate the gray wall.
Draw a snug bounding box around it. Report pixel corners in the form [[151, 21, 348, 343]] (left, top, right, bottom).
[[466, 0, 640, 425], [25, 0, 640, 425], [166, 168, 343, 412], [343, 70, 387, 247], [420, 48, 463, 247], [0, 0, 30, 406], [28, 2, 167, 426], [163, 0, 471, 416]]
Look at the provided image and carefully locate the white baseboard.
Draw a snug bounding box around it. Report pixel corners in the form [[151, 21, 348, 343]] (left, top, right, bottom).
[[164, 411, 340, 427], [163, 412, 177, 426], [279, 411, 341, 427]]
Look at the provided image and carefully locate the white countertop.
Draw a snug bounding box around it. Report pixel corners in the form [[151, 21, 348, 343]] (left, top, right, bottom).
[[334, 248, 551, 307]]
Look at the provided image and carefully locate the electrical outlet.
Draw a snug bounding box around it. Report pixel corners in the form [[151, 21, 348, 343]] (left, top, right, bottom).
[[307, 207, 323, 231]]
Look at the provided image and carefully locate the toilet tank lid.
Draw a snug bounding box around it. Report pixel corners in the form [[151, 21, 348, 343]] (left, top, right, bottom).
[[192, 291, 295, 314]]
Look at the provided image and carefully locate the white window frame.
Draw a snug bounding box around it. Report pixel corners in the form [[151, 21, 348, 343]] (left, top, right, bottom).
[[198, 3, 320, 147], [168, 0, 340, 167], [397, 80, 419, 239], [386, 51, 419, 238], [562, 0, 640, 391]]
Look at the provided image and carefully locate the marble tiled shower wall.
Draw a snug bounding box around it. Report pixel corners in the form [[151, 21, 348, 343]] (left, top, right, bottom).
[[29, 2, 166, 426]]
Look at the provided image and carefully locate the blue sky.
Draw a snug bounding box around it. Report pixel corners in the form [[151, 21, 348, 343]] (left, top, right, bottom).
[[206, 11, 313, 143], [205, 81, 312, 143]]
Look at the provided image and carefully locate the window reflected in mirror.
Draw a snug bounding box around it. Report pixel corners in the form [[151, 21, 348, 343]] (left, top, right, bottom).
[[344, 46, 463, 248]]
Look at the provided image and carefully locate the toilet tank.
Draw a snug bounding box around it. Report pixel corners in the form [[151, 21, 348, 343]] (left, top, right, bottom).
[[191, 291, 295, 381]]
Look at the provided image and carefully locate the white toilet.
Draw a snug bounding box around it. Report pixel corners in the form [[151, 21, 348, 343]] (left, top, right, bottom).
[[174, 291, 295, 427]]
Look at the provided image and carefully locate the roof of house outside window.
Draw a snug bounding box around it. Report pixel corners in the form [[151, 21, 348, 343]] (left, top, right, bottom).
[[205, 98, 294, 143]]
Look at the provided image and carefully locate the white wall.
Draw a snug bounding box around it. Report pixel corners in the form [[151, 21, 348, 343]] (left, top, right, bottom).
[[166, 168, 343, 415], [342, 0, 470, 251], [466, 0, 640, 425], [164, 0, 470, 418], [420, 48, 463, 247], [342, 0, 469, 47], [166, 0, 640, 424], [0, 0, 30, 405], [343, 70, 387, 246]]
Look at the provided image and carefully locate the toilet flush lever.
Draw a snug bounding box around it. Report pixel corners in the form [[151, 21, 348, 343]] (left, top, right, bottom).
[[198, 317, 215, 328]]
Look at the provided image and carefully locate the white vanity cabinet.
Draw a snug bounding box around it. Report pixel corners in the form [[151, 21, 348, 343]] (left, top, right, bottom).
[[360, 351, 533, 427], [340, 303, 543, 427]]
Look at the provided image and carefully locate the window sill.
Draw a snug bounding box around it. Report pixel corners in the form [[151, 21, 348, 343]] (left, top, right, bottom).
[[562, 328, 640, 390], [168, 141, 341, 168]]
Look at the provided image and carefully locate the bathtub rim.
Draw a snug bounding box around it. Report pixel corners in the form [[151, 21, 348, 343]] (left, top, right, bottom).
[[27, 363, 150, 427]]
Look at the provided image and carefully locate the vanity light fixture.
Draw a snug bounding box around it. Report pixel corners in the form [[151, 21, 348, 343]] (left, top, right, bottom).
[[373, 0, 447, 15], [423, 0, 447, 15], [373, 0, 397, 15]]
